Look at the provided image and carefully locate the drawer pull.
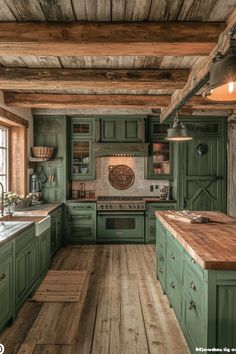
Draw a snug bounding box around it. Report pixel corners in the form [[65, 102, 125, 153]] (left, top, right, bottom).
[[171, 281, 175, 289], [160, 242, 163, 248], [189, 301, 197, 311], [191, 258, 196, 264], [0, 273, 6, 281], [171, 253, 175, 260], [159, 256, 164, 262], [171, 235, 174, 240], [190, 281, 196, 291], [159, 268, 163, 274]]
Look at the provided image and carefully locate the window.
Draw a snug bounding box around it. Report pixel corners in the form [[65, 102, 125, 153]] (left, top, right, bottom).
[[0, 125, 9, 191]]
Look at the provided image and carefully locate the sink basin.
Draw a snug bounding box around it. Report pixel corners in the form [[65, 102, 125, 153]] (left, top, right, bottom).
[[0, 215, 51, 236]]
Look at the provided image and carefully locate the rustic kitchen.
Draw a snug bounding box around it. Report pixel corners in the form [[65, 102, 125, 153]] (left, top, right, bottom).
[[0, 1, 236, 353]]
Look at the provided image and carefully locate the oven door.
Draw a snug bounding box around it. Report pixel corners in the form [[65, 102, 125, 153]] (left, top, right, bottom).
[[97, 212, 144, 243]]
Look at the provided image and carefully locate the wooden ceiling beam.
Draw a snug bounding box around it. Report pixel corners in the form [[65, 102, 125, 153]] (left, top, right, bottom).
[[160, 9, 236, 122], [0, 68, 188, 90], [4, 92, 236, 110], [0, 22, 225, 57], [4, 93, 171, 108]]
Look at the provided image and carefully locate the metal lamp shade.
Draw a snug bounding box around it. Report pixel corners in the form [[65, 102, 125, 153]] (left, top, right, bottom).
[[165, 120, 192, 141], [203, 49, 236, 103]]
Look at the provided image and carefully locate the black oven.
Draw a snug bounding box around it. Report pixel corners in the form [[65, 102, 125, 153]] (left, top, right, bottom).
[[97, 212, 145, 243]]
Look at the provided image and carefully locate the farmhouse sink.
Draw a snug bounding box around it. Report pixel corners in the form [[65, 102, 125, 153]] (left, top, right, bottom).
[[0, 215, 51, 236]]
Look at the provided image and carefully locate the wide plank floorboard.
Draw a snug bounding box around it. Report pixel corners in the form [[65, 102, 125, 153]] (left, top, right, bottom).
[[0, 245, 189, 354]]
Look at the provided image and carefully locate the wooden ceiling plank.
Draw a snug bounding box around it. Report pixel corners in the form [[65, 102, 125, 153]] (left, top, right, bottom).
[[39, 0, 75, 21], [4, 0, 46, 21], [71, 0, 111, 21], [0, 68, 189, 90], [0, 22, 225, 56], [160, 9, 236, 122]]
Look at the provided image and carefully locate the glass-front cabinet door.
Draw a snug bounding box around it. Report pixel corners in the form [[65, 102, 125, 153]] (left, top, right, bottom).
[[146, 118, 173, 179], [72, 139, 94, 180], [72, 121, 93, 137]]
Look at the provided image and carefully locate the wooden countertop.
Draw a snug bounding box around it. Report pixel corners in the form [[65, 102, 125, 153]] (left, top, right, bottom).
[[156, 211, 236, 270], [13, 203, 63, 217]]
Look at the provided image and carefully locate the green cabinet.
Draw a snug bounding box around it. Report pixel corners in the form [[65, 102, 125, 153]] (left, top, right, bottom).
[[15, 226, 39, 310], [33, 115, 68, 202], [39, 229, 51, 276], [66, 202, 96, 244], [156, 218, 236, 353], [0, 242, 14, 332], [50, 207, 63, 257], [145, 202, 176, 243], [70, 118, 96, 180], [99, 117, 145, 142], [146, 118, 173, 179]]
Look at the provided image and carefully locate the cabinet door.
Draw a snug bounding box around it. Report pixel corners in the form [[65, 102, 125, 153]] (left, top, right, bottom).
[[27, 240, 39, 289], [56, 216, 62, 248], [100, 119, 118, 142], [121, 119, 143, 142], [40, 230, 50, 275], [15, 250, 28, 306], [71, 139, 94, 180], [147, 141, 172, 179], [72, 120, 93, 137], [0, 253, 13, 329], [51, 216, 57, 256], [68, 224, 96, 243]]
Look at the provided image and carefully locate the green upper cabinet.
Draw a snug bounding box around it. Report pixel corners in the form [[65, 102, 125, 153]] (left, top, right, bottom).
[[99, 117, 145, 142], [146, 118, 173, 179], [70, 118, 96, 180]]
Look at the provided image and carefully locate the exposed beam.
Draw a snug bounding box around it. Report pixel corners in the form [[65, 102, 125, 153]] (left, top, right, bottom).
[[0, 106, 28, 127], [4, 92, 236, 110], [0, 68, 189, 90], [4, 93, 171, 108], [160, 9, 236, 122], [0, 22, 225, 57]]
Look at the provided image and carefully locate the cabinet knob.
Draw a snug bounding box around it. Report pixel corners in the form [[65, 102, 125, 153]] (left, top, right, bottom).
[[190, 281, 196, 291], [191, 258, 196, 264], [0, 273, 6, 281], [171, 253, 175, 260], [159, 256, 164, 262], [159, 268, 163, 274], [189, 301, 197, 311], [171, 281, 175, 289]]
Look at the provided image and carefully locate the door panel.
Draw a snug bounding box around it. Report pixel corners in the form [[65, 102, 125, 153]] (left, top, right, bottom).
[[183, 137, 226, 212]]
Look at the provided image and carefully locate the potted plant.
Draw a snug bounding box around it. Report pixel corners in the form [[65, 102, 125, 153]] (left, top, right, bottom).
[[4, 192, 24, 215]]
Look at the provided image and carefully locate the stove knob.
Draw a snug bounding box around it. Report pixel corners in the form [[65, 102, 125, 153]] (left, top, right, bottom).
[[137, 205, 140, 209], [109, 204, 112, 209], [119, 205, 122, 209], [129, 205, 132, 209], [101, 205, 104, 209]]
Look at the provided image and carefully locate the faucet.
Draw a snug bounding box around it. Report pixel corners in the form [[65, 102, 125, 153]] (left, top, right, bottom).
[[0, 182, 4, 216]]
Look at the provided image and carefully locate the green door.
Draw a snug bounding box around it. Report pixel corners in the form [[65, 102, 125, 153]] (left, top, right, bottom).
[[182, 136, 226, 212], [27, 240, 39, 289], [15, 250, 28, 306]]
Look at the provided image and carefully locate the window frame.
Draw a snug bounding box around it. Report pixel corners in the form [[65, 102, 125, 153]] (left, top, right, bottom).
[[0, 124, 9, 191]]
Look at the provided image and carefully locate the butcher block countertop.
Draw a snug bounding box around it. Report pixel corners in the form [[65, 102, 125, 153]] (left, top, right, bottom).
[[156, 211, 236, 270]]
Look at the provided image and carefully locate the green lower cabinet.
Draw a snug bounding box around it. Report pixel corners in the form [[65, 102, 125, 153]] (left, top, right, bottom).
[[0, 242, 14, 332], [50, 207, 63, 256], [146, 202, 176, 243], [39, 229, 51, 276], [156, 220, 236, 353], [66, 202, 96, 244], [15, 235, 40, 310]]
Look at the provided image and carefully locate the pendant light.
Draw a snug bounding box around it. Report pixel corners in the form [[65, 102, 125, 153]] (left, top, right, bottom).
[[165, 109, 192, 141], [202, 48, 236, 103]]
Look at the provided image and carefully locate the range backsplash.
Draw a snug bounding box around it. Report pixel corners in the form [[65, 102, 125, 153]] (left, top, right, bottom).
[[72, 157, 169, 197]]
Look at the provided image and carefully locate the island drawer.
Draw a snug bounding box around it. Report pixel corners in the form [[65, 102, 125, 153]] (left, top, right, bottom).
[[166, 237, 183, 280], [166, 267, 182, 322]]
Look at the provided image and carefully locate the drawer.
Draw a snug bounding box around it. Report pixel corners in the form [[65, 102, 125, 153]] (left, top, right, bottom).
[[183, 260, 206, 316], [15, 226, 35, 253], [157, 228, 166, 251], [67, 203, 96, 213], [184, 252, 205, 280], [0, 241, 13, 259], [68, 212, 95, 224], [68, 224, 96, 243], [167, 237, 183, 280], [166, 268, 182, 322], [157, 248, 166, 291], [182, 293, 207, 351], [53, 207, 62, 218]]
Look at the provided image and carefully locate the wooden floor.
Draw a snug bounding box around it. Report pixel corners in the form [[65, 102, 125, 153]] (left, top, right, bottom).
[[1, 245, 190, 354]]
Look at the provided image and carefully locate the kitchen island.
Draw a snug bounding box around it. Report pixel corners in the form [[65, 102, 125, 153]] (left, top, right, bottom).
[[156, 211, 236, 353]]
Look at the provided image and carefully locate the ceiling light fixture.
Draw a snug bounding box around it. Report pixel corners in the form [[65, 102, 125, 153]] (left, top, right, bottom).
[[165, 109, 193, 141], [202, 48, 236, 103]]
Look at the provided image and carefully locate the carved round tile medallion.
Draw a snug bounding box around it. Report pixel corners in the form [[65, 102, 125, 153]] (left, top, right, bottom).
[[108, 165, 135, 190]]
